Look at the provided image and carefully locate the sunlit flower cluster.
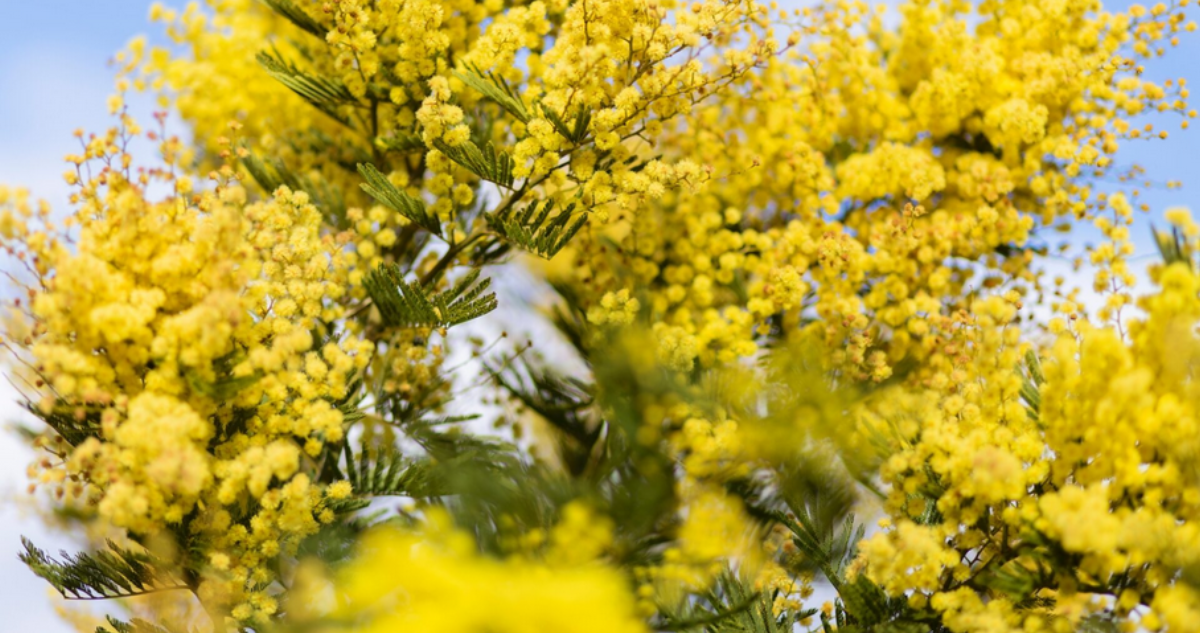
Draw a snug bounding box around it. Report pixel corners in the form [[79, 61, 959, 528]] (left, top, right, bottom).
[[3, 117, 372, 625], [855, 211, 1200, 631], [4, 0, 1200, 631]]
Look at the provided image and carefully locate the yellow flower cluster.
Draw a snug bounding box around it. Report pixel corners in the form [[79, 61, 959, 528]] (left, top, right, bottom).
[[2, 119, 369, 625], [302, 508, 647, 633], [546, 0, 1192, 386], [853, 209, 1200, 631], [515, 3, 1196, 614], [6, 0, 1200, 631]]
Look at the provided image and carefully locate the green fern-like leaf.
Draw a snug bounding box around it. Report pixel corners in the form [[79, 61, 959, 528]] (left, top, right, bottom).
[[779, 508, 863, 581], [241, 151, 349, 225], [344, 443, 440, 498], [404, 413, 482, 430], [1153, 223, 1193, 269], [357, 163, 443, 236], [774, 507, 899, 627], [433, 140, 515, 188], [257, 49, 356, 125], [487, 198, 587, 259], [1078, 614, 1121, 633], [27, 402, 101, 447], [374, 131, 425, 154], [260, 0, 326, 37], [364, 264, 497, 328], [453, 65, 530, 123], [96, 616, 181, 633], [241, 152, 301, 193], [1019, 349, 1044, 425], [978, 558, 1041, 603], [541, 103, 591, 145], [185, 370, 261, 401], [655, 572, 800, 633], [330, 379, 366, 426], [20, 537, 188, 601], [834, 574, 892, 627], [486, 358, 599, 476], [97, 617, 133, 633]]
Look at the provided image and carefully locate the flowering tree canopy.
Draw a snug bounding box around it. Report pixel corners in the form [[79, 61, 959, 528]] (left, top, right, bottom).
[[3, 0, 1200, 631]]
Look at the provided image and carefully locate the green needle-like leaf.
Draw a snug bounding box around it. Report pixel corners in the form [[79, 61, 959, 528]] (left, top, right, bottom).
[[357, 163, 443, 236], [488, 198, 588, 259], [364, 264, 498, 328]]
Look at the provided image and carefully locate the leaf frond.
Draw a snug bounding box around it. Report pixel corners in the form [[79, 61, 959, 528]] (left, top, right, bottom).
[[241, 151, 350, 222], [1153, 223, 1193, 269], [432, 140, 515, 189], [541, 103, 591, 145], [343, 442, 441, 498], [364, 264, 497, 328], [96, 616, 181, 633], [488, 198, 587, 259], [1018, 349, 1044, 425], [26, 401, 101, 447], [454, 65, 529, 123], [357, 163, 443, 236], [257, 49, 356, 125], [374, 131, 425, 154], [655, 572, 796, 633], [20, 537, 188, 601], [260, 0, 326, 37]]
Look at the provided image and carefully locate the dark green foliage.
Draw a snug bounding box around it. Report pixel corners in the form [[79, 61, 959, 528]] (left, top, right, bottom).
[[27, 402, 101, 447], [96, 615, 181, 633], [304, 442, 438, 562], [656, 572, 807, 633], [1019, 349, 1044, 425], [777, 507, 863, 584], [433, 139, 516, 188], [1153, 223, 1193, 269], [343, 441, 440, 499], [1078, 614, 1122, 633], [241, 152, 298, 194], [20, 537, 188, 601], [398, 336, 682, 563], [542, 103, 592, 145], [454, 65, 530, 124], [364, 264, 497, 328], [374, 131, 425, 154], [773, 458, 859, 557], [977, 558, 1041, 604], [357, 162, 443, 236], [377, 373, 456, 429], [185, 370, 261, 401], [260, 0, 326, 37], [257, 49, 356, 125], [487, 358, 600, 476], [911, 490, 945, 527], [488, 198, 588, 259], [772, 505, 909, 630], [241, 152, 348, 222]]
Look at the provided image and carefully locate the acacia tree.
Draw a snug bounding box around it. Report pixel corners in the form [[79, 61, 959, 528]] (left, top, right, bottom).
[[3, 0, 1200, 631]]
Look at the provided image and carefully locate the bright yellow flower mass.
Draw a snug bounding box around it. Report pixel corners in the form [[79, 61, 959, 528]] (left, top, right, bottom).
[[3, 0, 1200, 632]]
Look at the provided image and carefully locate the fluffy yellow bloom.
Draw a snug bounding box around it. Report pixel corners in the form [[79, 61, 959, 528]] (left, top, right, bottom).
[[2, 121, 370, 624], [4, 0, 1199, 631], [860, 250, 1200, 630], [327, 512, 647, 633]]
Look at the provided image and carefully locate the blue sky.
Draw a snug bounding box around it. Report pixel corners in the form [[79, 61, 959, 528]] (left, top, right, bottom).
[[1, 0, 1198, 629]]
